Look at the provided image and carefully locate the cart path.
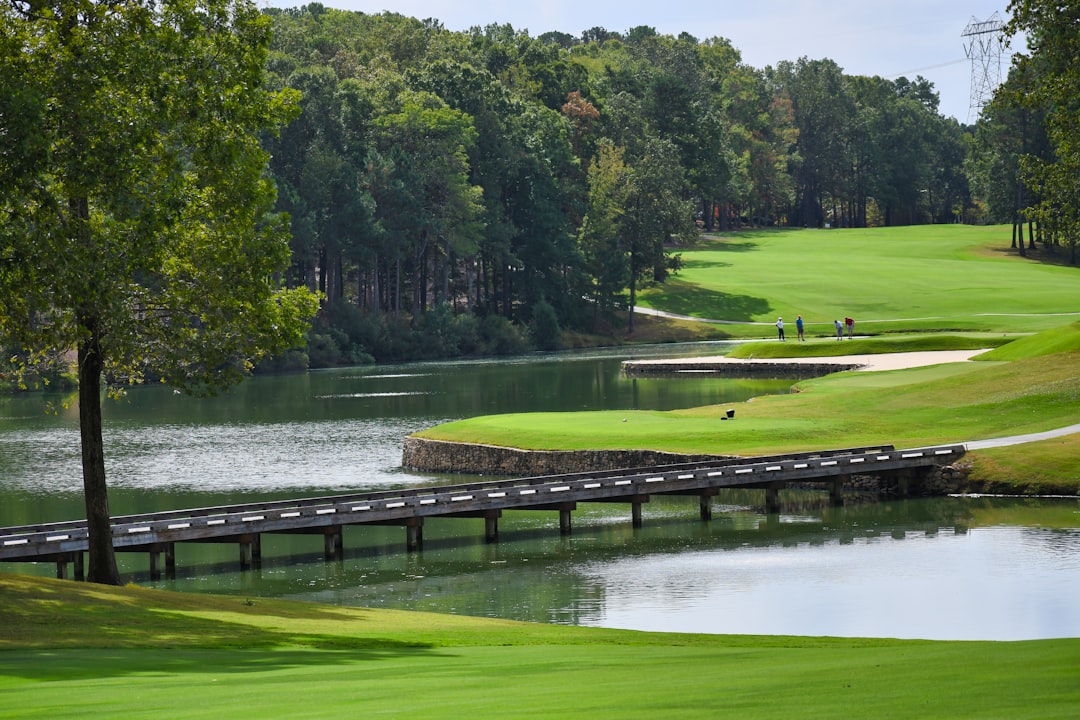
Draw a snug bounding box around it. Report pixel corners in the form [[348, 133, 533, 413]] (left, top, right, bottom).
[[965, 423, 1080, 450], [634, 305, 1080, 325]]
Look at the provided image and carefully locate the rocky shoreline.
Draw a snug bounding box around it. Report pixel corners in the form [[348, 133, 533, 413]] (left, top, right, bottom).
[[401, 436, 730, 476], [620, 360, 863, 378]]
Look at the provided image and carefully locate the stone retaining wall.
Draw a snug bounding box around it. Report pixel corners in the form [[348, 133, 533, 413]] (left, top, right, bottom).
[[621, 361, 863, 378], [402, 436, 729, 476], [797, 461, 971, 496], [921, 460, 972, 494]]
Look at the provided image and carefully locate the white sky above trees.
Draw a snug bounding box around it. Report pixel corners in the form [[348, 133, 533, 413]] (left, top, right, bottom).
[[261, 0, 1024, 124]]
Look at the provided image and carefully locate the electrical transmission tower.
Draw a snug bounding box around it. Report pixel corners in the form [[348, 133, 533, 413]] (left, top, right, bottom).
[[962, 11, 1006, 123]]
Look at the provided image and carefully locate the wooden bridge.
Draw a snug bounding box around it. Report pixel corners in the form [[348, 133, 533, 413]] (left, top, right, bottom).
[[0, 443, 964, 581]]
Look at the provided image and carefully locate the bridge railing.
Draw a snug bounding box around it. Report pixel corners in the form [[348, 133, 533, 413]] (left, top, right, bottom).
[[0, 445, 895, 538]]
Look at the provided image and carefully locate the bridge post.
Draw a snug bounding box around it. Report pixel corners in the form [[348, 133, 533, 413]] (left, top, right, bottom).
[[165, 543, 176, 579], [830, 476, 846, 507], [239, 533, 260, 570], [898, 469, 911, 497], [55, 557, 68, 580], [324, 526, 344, 560], [239, 538, 252, 570], [405, 518, 424, 552], [149, 547, 162, 580], [560, 506, 572, 535], [765, 486, 781, 514], [631, 500, 643, 528], [699, 490, 715, 521], [484, 512, 499, 543], [73, 551, 84, 581]]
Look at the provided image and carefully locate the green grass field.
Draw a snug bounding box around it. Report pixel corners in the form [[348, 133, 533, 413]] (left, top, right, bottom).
[[640, 225, 1080, 337], [2, 574, 1078, 719]]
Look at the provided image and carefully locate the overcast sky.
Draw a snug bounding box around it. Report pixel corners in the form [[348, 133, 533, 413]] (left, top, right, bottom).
[[260, 0, 1025, 124]]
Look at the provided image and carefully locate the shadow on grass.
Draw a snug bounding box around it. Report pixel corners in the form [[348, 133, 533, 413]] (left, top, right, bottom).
[[642, 279, 771, 322], [680, 256, 730, 271], [694, 237, 761, 254], [0, 645, 448, 682], [0, 574, 435, 664], [619, 312, 733, 343], [988, 244, 1079, 268], [699, 227, 792, 244]]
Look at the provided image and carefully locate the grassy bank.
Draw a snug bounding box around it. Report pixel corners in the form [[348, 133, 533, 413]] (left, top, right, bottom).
[[416, 325, 1080, 493], [2, 573, 1078, 719], [640, 225, 1080, 338]]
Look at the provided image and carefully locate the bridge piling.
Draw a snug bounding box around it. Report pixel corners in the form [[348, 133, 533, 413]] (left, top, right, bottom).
[[484, 512, 499, 543], [405, 518, 423, 552], [238, 533, 260, 570], [149, 547, 161, 580], [830, 476, 846, 507], [765, 486, 781, 514], [53, 552, 83, 580], [699, 490, 715, 521], [323, 526, 343, 561], [559, 506, 572, 535], [146, 543, 176, 580], [631, 496, 645, 528]]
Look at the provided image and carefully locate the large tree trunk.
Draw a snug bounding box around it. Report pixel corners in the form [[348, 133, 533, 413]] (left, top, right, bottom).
[[78, 318, 121, 585]]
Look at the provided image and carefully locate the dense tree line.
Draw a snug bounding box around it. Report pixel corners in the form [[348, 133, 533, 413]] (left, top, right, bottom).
[[967, 0, 1080, 264], [6, 3, 1073, 385], [255, 5, 983, 367]]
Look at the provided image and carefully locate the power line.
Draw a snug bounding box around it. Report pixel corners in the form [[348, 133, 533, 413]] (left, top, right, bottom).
[[886, 57, 968, 79]]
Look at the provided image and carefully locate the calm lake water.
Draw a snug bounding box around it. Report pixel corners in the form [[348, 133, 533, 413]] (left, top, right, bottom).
[[2, 343, 1078, 641]]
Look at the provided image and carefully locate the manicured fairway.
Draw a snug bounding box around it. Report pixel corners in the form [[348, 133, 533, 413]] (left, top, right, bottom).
[[640, 225, 1080, 336], [5, 643, 1080, 719], [2, 574, 1078, 719]]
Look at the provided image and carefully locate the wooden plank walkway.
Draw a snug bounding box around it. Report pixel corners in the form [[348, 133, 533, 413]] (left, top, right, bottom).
[[0, 443, 964, 580]]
